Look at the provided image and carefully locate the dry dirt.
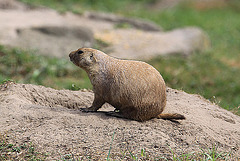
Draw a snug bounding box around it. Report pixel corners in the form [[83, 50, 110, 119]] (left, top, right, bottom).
[[0, 82, 239, 160]]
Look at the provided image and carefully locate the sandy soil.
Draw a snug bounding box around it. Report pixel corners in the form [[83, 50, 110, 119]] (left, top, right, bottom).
[[0, 82, 239, 160]]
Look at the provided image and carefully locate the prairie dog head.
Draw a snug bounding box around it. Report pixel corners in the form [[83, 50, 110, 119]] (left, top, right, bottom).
[[69, 48, 97, 70]]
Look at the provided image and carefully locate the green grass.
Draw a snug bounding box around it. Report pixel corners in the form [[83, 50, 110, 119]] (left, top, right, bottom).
[[0, 45, 91, 90], [19, 0, 149, 14], [150, 53, 240, 113], [0, 132, 234, 161], [0, 133, 47, 160]]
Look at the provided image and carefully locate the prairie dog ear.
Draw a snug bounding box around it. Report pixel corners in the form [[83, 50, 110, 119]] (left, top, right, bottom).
[[90, 53, 96, 63]]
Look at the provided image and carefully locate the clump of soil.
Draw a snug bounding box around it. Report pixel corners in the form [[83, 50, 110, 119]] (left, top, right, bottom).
[[0, 82, 239, 160]]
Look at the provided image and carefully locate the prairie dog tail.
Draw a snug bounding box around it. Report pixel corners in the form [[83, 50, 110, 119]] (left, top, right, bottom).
[[157, 113, 185, 120]]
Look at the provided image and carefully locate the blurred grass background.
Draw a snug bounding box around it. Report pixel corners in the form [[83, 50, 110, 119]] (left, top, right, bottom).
[[1, 0, 240, 115]]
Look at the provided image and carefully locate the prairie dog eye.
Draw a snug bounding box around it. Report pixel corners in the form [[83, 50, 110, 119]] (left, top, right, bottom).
[[77, 50, 84, 54]]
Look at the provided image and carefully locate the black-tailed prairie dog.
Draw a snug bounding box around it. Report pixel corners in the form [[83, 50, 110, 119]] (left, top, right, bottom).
[[69, 48, 185, 121]]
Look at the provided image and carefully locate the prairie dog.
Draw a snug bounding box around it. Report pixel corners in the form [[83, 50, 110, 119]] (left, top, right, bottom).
[[69, 48, 185, 121]]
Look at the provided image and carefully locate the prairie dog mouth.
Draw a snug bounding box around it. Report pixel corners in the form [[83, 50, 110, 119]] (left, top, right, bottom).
[[69, 52, 79, 65]]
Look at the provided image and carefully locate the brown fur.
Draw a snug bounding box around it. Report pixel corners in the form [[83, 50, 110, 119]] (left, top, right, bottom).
[[69, 48, 185, 121]]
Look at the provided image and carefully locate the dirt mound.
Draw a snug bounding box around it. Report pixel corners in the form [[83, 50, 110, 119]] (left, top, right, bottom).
[[0, 83, 239, 160]]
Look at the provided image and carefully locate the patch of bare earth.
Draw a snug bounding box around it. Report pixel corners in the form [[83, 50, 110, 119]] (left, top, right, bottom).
[[0, 83, 239, 160]]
